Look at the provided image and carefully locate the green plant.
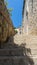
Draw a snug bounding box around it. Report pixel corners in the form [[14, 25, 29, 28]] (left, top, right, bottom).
[[14, 30, 18, 33], [5, 0, 13, 16]]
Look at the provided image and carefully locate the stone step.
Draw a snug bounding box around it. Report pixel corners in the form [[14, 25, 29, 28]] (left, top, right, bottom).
[[0, 55, 36, 64], [29, 55, 37, 58], [0, 55, 34, 64], [31, 50, 37, 54], [26, 43, 37, 45], [0, 56, 34, 65], [0, 56, 25, 59], [0, 49, 35, 65], [0, 48, 37, 56], [26, 46, 37, 49], [0, 55, 36, 59], [26, 44, 37, 47], [0, 49, 24, 56]]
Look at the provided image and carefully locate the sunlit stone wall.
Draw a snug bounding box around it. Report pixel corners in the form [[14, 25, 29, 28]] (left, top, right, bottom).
[[28, 0, 37, 35], [22, 0, 37, 35]]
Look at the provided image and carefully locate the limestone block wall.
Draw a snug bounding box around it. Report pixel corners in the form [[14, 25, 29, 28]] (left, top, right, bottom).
[[28, 0, 37, 34]]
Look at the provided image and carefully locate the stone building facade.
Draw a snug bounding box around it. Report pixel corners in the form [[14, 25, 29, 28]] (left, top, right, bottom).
[[22, 0, 37, 35]]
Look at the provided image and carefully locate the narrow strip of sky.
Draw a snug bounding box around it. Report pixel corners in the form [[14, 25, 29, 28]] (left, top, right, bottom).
[[5, 0, 24, 28]]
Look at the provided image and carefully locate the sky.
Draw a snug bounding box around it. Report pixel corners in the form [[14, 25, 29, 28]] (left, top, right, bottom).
[[5, 0, 24, 28]]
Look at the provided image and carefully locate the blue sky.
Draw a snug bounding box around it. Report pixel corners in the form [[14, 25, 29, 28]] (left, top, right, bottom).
[[5, 0, 24, 28]]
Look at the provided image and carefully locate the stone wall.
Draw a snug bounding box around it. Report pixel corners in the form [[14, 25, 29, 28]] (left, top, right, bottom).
[[28, 0, 37, 35], [14, 33, 37, 65]]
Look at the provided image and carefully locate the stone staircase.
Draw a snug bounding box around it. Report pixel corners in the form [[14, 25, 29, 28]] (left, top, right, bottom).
[[0, 36, 25, 65], [0, 48, 24, 65], [0, 36, 34, 65], [0, 35, 35, 65], [0, 47, 33, 65], [14, 34, 37, 65], [25, 35, 37, 65]]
